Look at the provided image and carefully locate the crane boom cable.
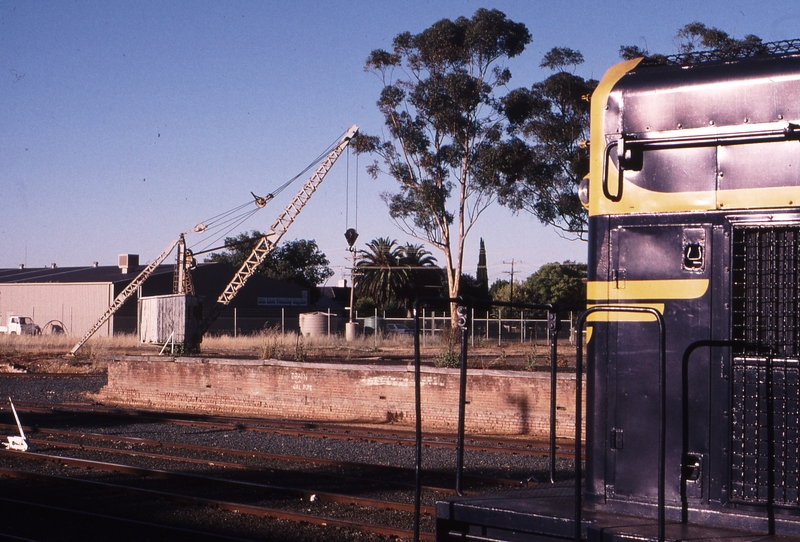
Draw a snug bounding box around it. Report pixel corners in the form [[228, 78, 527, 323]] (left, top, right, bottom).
[[189, 127, 353, 257], [65, 126, 357, 357], [198, 125, 358, 336], [189, 207, 262, 255]]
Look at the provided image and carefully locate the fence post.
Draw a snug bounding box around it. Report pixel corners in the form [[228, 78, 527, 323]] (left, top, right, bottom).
[[423, 308, 426, 347], [234, 308, 237, 338], [470, 307, 474, 347], [498, 309, 502, 346], [281, 308, 285, 338]]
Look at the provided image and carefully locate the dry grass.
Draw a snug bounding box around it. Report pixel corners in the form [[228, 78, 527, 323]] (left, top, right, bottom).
[[0, 330, 576, 374]]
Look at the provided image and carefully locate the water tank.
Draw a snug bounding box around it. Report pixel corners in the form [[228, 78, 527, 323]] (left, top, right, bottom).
[[299, 312, 339, 336], [363, 316, 383, 336]]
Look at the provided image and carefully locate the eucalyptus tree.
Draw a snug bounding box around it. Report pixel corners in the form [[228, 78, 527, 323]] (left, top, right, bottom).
[[356, 8, 531, 326], [483, 47, 596, 239], [620, 22, 764, 60]]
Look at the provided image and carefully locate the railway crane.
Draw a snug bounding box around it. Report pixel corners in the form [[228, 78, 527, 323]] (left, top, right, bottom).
[[68, 124, 358, 355], [196, 124, 358, 338]]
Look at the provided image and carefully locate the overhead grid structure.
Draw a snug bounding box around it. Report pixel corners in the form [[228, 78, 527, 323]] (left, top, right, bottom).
[[68, 125, 358, 355]]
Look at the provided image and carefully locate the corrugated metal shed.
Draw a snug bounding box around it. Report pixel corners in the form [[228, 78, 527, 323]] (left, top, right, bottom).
[[0, 263, 172, 337], [139, 294, 202, 346], [0, 282, 114, 337], [0, 261, 326, 338]]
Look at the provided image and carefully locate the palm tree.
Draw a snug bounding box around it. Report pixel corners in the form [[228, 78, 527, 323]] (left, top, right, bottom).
[[398, 243, 441, 312], [355, 238, 407, 309]]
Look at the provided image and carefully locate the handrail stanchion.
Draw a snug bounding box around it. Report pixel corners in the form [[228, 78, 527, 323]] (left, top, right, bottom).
[[412, 297, 562, 541], [549, 307, 561, 483], [412, 300, 423, 542], [455, 304, 469, 495]]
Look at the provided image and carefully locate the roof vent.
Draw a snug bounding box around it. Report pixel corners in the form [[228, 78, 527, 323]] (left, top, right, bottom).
[[50, 263, 57, 269], [18, 264, 24, 270], [93, 261, 99, 268], [118, 254, 139, 274]]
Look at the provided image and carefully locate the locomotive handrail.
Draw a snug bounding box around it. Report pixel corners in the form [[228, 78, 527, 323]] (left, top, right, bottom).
[[601, 123, 800, 204], [601, 140, 623, 202], [410, 296, 562, 542], [575, 306, 666, 542], [679, 340, 736, 524]]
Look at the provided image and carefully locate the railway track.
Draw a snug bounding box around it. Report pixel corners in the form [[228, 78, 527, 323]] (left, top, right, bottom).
[[0, 424, 522, 490], [0, 435, 436, 540], [0, 376, 577, 541], [0, 401, 576, 541], [0, 449, 433, 540], [8, 400, 579, 459]]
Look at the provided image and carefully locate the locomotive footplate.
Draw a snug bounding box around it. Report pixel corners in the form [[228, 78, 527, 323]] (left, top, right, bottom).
[[435, 482, 798, 541]]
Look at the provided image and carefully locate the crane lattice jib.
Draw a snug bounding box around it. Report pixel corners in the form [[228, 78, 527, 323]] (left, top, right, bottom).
[[200, 125, 358, 335], [68, 238, 180, 355]]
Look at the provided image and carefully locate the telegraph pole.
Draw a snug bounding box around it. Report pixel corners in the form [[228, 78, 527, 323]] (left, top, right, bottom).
[[503, 259, 518, 304]]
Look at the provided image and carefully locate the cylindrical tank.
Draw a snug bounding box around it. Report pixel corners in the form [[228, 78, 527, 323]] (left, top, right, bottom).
[[363, 316, 383, 336], [299, 312, 339, 336]]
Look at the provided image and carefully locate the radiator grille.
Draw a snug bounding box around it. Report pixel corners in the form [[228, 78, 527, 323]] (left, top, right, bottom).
[[731, 227, 800, 506]]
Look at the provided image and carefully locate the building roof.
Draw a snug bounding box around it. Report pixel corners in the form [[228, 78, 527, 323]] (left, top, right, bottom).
[[0, 262, 320, 311], [0, 264, 171, 284]]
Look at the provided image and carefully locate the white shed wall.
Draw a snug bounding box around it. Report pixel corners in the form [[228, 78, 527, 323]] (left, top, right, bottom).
[[0, 283, 115, 337], [139, 294, 201, 344]]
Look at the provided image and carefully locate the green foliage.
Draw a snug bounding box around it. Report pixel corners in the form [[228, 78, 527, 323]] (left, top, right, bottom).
[[524, 346, 541, 371], [487, 261, 586, 317], [459, 273, 490, 303], [676, 22, 764, 55], [353, 296, 378, 314], [260, 334, 285, 360], [493, 48, 596, 238], [355, 237, 406, 309], [293, 335, 307, 362], [523, 261, 587, 307], [355, 237, 441, 312], [488, 278, 528, 318], [436, 345, 461, 368], [476, 238, 489, 296], [540, 47, 584, 71], [206, 233, 334, 300], [488, 278, 508, 299]]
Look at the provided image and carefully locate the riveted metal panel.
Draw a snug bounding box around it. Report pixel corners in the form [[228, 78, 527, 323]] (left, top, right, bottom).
[[730, 226, 800, 507]]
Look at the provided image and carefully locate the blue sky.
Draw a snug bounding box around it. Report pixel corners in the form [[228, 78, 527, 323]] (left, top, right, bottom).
[[3, 1, 799, 286]]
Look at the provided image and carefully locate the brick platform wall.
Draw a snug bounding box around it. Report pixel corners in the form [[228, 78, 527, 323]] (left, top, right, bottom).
[[93, 357, 585, 439]]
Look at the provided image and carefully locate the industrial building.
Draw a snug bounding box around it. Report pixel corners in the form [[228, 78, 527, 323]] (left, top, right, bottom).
[[0, 256, 334, 338]]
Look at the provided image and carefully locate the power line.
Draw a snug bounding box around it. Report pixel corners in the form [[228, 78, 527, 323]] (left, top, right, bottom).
[[503, 259, 520, 303]]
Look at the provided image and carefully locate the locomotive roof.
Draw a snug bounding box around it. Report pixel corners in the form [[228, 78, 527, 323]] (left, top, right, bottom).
[[608, 46, 800, 137]]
